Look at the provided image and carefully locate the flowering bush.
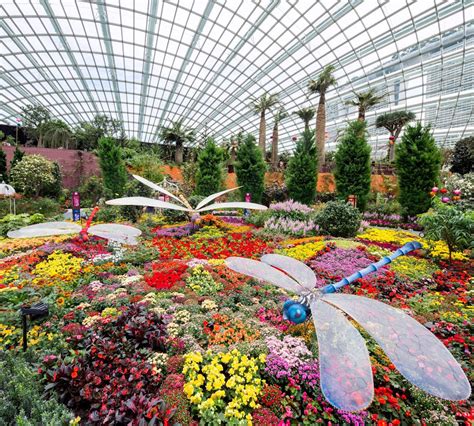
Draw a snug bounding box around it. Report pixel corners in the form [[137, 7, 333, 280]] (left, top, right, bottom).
[[185, 265, 222, 295], [203, 313, 260, 345], [32, 251, 84, 286], [183, 350, 266, 423], [277, 240, 329, 261], [9, 154, 56, 197]]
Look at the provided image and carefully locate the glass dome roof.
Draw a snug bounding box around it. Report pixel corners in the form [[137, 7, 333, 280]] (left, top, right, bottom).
[[1, 0, 473, 155]]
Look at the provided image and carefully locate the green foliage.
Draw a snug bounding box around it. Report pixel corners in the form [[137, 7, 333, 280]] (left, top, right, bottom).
[[0, 352, 73, 426], [159, 120, 195, 164], [0, 148, 7, 182], [42, 162, 63, 198], [375, 111, 416, 136], [419, 200, 473, 262], [450, 136, 473, 175], [395, 123, 441, 217], [235, 134, 266, 203], [195, 138, 223, 197], [0, 213, 45, 237], [316, 201, 361, 237], [245, 209, 273, 227], [75, 114, 123, 151], [119, 178, 153, 222], [181, 161, 198, 197], [126, 152, 163, 183], [42, 119, 74, 149], [334, 120, 371, 210], [97, 136, 128, 197], [293, 107, 315, 132], [78, 176, 106, 207], [10, 155, 55, 197], [10, 146, 25, 171], [285, 129, 317, 205], [0, 198, 61, 218], [20, 104, 51, 145]]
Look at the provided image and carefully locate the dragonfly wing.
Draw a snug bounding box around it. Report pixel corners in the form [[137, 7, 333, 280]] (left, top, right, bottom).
[[195, 187, 241, 210], [106, 196, 191, 212], [197, 202, 267, 213], [7, 222, 81, 238], [261, 253, 316, 290], [311, 300, 373, 411], [225, 257, 304, 294], [322, 294, 471, 401], [132, 174, 185, 206], [88, 224, 142, 245]]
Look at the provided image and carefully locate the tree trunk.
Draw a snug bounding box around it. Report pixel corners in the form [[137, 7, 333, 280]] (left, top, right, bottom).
[[175, 140, 183, 164], [271, 123, 278, 170], [304, 120, 309, 133], [258, 111, 266, 153], [358, 108, 365, 121], [316, 95, 326, 168]]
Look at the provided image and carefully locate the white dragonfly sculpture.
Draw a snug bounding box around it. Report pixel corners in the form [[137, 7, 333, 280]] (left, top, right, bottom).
[[226, 241, 471, 412], [7, 207, 142, 245], [106, 174, 267, 215]]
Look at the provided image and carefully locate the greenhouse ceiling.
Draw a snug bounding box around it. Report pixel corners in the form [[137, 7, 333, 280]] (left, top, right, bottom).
[[0, 0, 473, 155]]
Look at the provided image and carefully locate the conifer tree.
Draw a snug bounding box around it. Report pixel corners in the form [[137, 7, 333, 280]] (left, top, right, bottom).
[[334, 120, 371, 210], [97, 136, 127, 197], [235, 134, 266, 203], [285, 129, 318, 205], [10, 146, 25, 171], [195, 138, 223, 196], [0, 148, 7, 182], [395, 123, 441, 218]]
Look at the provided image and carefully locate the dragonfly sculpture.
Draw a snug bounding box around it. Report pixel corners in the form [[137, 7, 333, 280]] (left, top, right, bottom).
[[106, 174, 267, 215], [8, 206, 142, 245], [226, 241, 471, 412]]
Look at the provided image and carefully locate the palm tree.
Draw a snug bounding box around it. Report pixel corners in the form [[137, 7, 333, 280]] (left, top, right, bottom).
[[159, 120, 195, 164], [346, 88, 385, 121], [375, 111, 416, 162], [308, 65, 337, 167], [293, 107, 315, 132], [43, 119, 74, 149], [250, 92, 279, 153], [271, 108, 288, 170]]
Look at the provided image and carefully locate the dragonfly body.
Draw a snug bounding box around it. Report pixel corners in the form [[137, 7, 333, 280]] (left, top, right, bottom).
[[225, 241, 471, 411]]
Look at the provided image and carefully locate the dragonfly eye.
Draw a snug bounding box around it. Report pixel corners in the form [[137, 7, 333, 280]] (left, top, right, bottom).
[[283, 302, 308, 324]]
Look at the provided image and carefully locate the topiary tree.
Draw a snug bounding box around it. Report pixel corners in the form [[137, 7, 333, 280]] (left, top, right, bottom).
[[97, 136, 128, 197], [334, 120, 371, 210], [10, 155, 55, 197], [316, 200, 361, 237], [450, 136, 473, 175], [10, 146, 25, 171], [235, 134, 266, 203], [285, 129, 318, 205], [195, 138, 224, 197], [0, 148, 7, 182], [395, 123, 441, 218], [376, 110, 415, 162]]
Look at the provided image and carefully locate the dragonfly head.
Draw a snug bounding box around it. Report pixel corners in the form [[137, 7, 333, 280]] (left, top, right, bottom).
[[283, 300, 309, 324]]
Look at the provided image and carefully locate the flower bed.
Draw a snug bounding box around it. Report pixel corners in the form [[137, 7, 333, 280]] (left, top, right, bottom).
[[0, 219, 472, 425]]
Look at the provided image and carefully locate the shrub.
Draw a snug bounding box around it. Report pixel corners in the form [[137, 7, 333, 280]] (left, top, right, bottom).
[[316, 201, 361, 237], [97, 136, 128, 197], [0, 352, 74, 425], [120, 178, 153, 222], [262, 182, 288, 206], [444, 172, 474, 211], [42, 161, 63, 198], [419, 200, 473, 262], [127, 152, 163, 183], [0, 148, 7, 181], [450, 136, 473, 175], [0, 213, 45, 237], [78, 176, 106, 207], [334, 120, 371, 210], [195, 138, 223, 196], [10, 145, 25, 171], [10, 155, 55, 197], [285, 129, 317, 205], [395, 123, 441, 218], [235, 134, 266, 203]]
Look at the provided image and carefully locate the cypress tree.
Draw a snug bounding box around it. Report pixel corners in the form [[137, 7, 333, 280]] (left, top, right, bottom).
[[235, 134, 266, 203], [395, 123, 441, 218], [450, 136, 473, 175], [334, 120, 371, 210], [285, 129, 318, 205], [195, 138, 223, 196], [0, 148, 7, 182], [97, 136, 128, 197]]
